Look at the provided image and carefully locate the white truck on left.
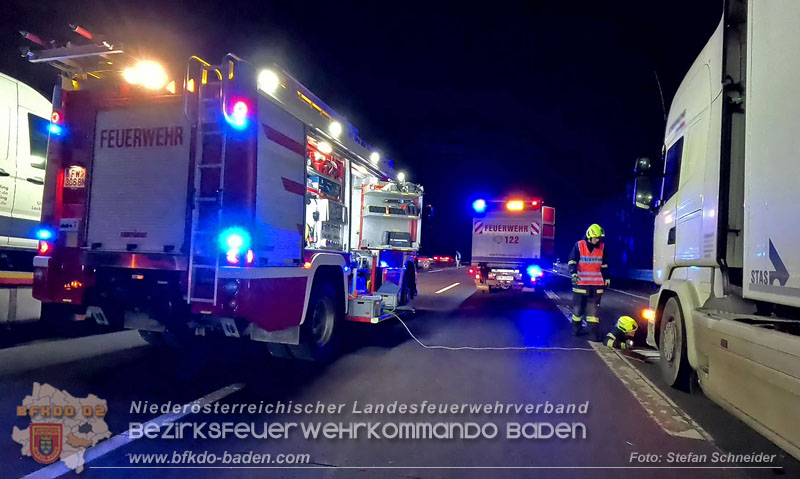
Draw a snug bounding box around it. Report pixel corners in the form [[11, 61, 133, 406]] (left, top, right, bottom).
[[0, 72, 52, 326]]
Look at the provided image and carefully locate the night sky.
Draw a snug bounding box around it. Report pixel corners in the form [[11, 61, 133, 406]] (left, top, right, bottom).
[[2, 0, 723, 267]]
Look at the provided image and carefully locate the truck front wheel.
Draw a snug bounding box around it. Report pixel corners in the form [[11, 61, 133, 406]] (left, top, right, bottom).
[[659, 296, 692, 391]]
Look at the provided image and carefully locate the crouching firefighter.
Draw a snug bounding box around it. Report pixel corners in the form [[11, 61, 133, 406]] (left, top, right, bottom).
[[606, 316, 637, 350], [569, 223, 609, 340]]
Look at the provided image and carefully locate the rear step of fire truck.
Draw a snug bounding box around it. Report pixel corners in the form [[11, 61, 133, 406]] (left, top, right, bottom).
[[186, 60, 225, 306]]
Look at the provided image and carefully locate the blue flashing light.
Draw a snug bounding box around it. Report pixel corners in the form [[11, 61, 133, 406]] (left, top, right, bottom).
[[527, 265, 543, 279], [48, 123, 63, 135], [219, 227, 251, 252], [472, 199, 487, 213], [379, 261, 389, 268], [225, 100, 249, 130], [35, 227, 54, 241]]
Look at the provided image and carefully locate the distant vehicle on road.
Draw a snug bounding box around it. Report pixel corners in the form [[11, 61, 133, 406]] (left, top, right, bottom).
[[432, 255, 454, 264], [417, 257, 431, 270], [469, 198, 555, 292]]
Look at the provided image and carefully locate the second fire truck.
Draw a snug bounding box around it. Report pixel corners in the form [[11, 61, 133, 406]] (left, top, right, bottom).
[[469, 198, 555, 292], [28, 32, 423, 360]]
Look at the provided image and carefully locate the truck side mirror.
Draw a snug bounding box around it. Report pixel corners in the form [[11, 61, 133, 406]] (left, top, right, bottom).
[[633, 176, 656, 211], [423, 204, 433, 218], [634, 157, 652, 176]]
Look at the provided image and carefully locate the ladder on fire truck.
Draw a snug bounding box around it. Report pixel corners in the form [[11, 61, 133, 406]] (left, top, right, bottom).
[[185, 58, 226, 305]]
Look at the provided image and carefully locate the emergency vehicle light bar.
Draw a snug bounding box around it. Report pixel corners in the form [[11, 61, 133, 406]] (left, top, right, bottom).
[[473, 198, 544, 214], [506, 200, 524, 211]]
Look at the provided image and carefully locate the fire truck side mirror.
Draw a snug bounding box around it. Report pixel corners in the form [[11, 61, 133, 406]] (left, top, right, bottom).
[[423, 204, 434, 218]]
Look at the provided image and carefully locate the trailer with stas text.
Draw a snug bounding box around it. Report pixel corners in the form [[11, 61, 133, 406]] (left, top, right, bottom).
[[469, 198, 555, 292], [633, 0, 800, 459], [28, 32, 422, 360]]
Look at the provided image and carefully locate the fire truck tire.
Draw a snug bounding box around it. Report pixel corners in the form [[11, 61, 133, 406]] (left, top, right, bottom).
[[295, 282, 342, 362], [659, 296, 692, 391], [399, 262, 417, 306]]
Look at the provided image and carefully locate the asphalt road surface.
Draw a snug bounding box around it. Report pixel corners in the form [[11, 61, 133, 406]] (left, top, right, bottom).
[[1, 267, 797, 478]]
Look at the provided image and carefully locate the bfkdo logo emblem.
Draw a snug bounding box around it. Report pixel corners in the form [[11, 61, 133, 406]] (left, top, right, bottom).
[[30, 423, 63, 464]]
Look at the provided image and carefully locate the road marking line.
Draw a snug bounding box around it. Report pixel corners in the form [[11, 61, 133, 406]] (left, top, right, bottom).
[[434, 282, 461, 294], [552, 290, 663, 360], [633, 349, 662, 359], [557, 305, 573, 323], [589, 342, 711, 441], [427, 268, 449, 273], [544, 289, 561, 302], [21, 383, 246, 479], [608, 288, 650, 300]]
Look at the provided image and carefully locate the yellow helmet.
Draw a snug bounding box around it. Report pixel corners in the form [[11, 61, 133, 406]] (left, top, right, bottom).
[[586, 223, 604, 239], [616, 316, 638, 333]]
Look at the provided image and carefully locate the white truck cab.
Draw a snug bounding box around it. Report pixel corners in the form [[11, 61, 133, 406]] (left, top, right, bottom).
[[633, 0, 800, 460]]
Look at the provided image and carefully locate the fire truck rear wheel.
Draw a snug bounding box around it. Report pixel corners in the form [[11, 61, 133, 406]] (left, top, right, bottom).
[[297, 283, 342, 362]]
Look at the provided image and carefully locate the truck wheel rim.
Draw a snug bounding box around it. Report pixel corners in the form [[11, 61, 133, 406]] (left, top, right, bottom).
[[311, 299, 334, 346], [663, 321, 677, 363]]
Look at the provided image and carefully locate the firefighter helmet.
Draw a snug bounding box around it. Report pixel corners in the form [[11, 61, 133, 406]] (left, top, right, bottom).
[[616, 316, 638, 333], [586, 223, 604, 239]]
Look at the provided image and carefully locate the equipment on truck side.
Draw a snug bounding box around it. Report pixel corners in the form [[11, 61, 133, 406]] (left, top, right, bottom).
[[26, 26, 424, 361]]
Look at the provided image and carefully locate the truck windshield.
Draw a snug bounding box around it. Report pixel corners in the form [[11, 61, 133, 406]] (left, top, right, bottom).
[[662, 137, 684, 202], [27, 113, 49, 170]]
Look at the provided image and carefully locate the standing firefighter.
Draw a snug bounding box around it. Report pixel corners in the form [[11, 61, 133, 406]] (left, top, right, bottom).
[[568, 224, 610, 340]]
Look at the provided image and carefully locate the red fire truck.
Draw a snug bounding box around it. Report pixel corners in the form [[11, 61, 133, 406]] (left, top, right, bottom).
[[28, 31, 422, 360], [469, 198, 555, 292]]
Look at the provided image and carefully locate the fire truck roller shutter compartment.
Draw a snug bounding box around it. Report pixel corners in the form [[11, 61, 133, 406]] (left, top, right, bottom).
[[87, 103, 191, 253], [255, 96, 305, 266]]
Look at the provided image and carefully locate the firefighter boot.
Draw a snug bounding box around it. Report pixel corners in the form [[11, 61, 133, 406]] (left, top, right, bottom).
[[571, 316, 583, 336], [587, 322, 600, 342]]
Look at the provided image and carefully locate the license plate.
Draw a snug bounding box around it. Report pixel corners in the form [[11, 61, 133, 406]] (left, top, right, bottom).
[[497, 275, 514, 281]]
